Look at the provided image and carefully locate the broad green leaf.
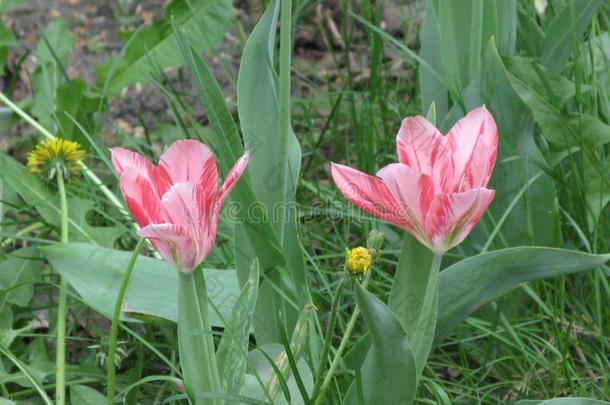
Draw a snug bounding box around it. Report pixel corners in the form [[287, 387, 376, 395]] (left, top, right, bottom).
[[445, 40, 561, 248], [420, 0, 517, 119], [40, 243, 241, 327], [344, 284, 417, 404], [173, 19, 286, 274], [98, 0, 232, 94], [69, 385, 107, 405], [217, 260, 259, 395], [541, 0, 604, 70], [235, 0, 305, 344], [0, 153, 122, 247], [505, 58, 610, 162], [516, 399, 610, 405], [388, 235, 437, 374], [0, 247, 41, 307], [419, 1, 448, 119], [435, 247, 610, 343]]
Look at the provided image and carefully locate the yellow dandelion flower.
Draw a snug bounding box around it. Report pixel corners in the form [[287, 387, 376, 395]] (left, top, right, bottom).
[[27, 138, 86, 181], [345, 246, 372, 275]]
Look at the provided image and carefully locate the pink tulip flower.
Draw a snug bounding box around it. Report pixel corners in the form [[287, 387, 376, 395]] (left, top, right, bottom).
[[331, 106, 497, 253], [111, 140, 249, 271]]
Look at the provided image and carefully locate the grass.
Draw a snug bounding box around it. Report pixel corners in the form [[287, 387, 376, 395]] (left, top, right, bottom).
[[0, 0, 609, 403]]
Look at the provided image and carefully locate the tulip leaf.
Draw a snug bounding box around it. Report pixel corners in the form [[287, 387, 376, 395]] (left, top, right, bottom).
[[216, 260, 259, 395], [343, 284, 417, 405], [541, 0, 604, 71], [445, 40, 561, 248], [419, 0, 517, 120], [516, 399, 610, 405], [234, 0, 306, 344], [388, 235, 438, 375], [97, 0, 232, 94], [40, 243, 241, 327], [435, 247, 610, 343], [172, 16, 287, 274]]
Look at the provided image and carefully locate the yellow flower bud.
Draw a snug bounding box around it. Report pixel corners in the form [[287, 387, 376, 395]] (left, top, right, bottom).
[[345, 246, 372, 275]]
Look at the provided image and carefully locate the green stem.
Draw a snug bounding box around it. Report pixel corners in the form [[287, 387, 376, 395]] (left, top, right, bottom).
[[310, 277, 347, 400], [178, 271, 220, 405], [314, 273, 372, 405], [55, 171, 69, 405], [107, 238, 145, 404], [277, 0, 292, 241]]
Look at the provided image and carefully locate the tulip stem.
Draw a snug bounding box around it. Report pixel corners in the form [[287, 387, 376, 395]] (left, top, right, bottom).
[[277, 0, 292, 241], [313, 271, 372, 405], [178, 270, 220, 405], [106, 238, 145, 405], [55, 169, 69, 405]]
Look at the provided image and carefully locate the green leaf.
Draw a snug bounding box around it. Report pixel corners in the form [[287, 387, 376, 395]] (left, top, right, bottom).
[[447, 40, 561, 247], [0, 153, 122, 247], [344, 284, 417, 404], [516, 399, 610, 405], [388, 235, 438, 374], [217, 260, 259, 395], [172, 17, 286, 276], [36, 19, 73, 67], [40, 243, 241, 327], [419, 0, 517, 119], [435, 247, 610, 343], [235, 0, 305, 345], [541, 0, 604, 70], [505, 58, 610, 160], [69, 384, 107, 405], [98, 0, 232, 94], [0, 247, 41, 307]]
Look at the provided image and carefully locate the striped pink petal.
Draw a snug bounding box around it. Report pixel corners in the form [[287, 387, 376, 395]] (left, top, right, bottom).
[[331, 163, 410, 229], [445, 106, 498, 191], [424, 188, 495, 252], [118, 168, 164, 228], [157, 140, 218, 191], [396, 116, 449, 175], [376, 163, 433, 235], [111, 147, 156, 182], [139, 223, 198, 271], [217, 152, 249, 207]]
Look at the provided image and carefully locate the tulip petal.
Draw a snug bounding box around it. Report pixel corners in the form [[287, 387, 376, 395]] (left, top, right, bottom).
[[376, 163, 433, 230], [446, 106, 498, 190], [139, 223, 199, 271], [217, 152, 249, 207], [157, 139, 218, 188], [424, 188, 495, 252], [331, 163, 410, 229], [119, 168, 164, 228], [111, 147, 155, 181], [396, 116, 449, 175]]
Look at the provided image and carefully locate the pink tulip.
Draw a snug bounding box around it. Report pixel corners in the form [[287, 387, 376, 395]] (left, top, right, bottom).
[[111, 140, 249, 271], [331, 106, 497, 253]]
